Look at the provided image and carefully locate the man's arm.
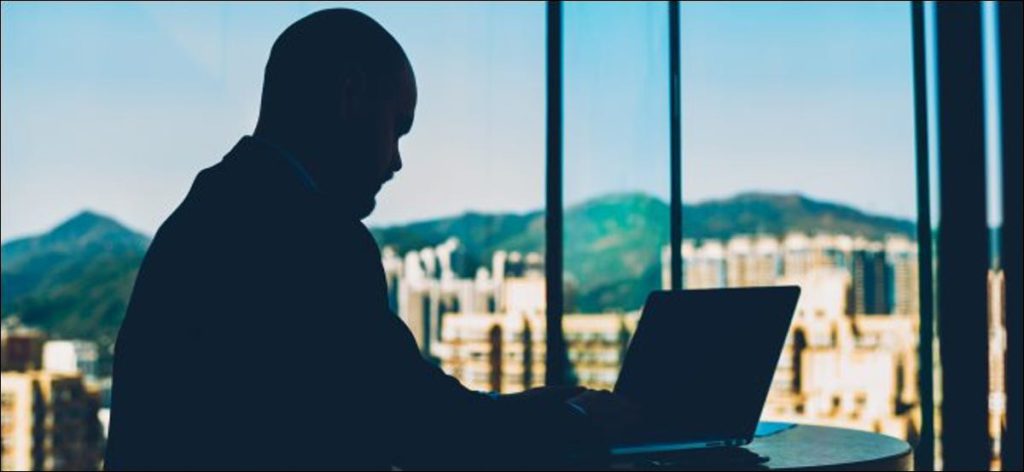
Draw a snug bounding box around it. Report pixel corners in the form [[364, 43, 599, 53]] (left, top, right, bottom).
[[368, 310, 605, 469], [326, 222, 604, 468]]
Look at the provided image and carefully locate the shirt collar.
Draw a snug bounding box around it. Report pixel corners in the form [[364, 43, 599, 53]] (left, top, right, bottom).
[[246, 134, 320, 194]]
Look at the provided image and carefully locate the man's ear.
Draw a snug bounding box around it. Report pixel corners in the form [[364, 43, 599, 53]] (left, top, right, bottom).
[[338, 65, 369, 120]]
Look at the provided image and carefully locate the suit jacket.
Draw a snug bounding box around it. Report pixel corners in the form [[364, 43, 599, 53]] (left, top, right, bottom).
[[104, 136, 600, 470]]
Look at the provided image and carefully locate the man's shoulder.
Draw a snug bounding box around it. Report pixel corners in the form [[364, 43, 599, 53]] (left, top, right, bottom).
[[147, 156, 382, 273], [149, 166, 231, 245]]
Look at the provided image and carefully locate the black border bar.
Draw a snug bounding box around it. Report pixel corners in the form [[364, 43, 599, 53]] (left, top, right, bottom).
[[998, 1, 1022, 470]]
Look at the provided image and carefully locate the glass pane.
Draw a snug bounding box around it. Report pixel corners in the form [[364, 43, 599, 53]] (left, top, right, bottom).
[[922, 2, 942, 466], [563, 1, 669, 390], [1, 7, 544, 472], [679, 1, 922, 443], [364, 2, 548, 395], [982, 2, 1006, 468]]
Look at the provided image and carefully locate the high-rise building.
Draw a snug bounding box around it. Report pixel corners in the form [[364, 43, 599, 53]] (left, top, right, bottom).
[[436, 312, 547, 393], [781, 233, 814, 280], [435, 312, 637, 393], [849, 240, 890, 315], [668, 233, 920, 439], [390, 231, 921, 440], [563, 314, 638, 391], [1, 371, 104, 471], [680, 240, 726, 289], [384, 238, 497, 358], [725, 236, 780, 287], [812, 234, 854, 274], [765, 269, 918, 439], [382, 238, 545, 360], [886, 236, 920, 316], [42, 340, 99, 382], [1, 326, 46, 372], [673, 233, 913, 317], [781, 233, 853, 280]]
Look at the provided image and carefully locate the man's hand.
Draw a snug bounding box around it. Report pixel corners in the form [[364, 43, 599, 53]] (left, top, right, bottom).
[[506, 385, 586, 402], [567, 389, 642, 442], [499, 386, 642, 444]]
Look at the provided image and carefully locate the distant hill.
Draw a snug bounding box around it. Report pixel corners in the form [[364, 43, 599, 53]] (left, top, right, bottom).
[[372, 192, 914, 312], [682, 192, 914, 240], [2, 193, 914, 370], [1, 212, 149, 358]]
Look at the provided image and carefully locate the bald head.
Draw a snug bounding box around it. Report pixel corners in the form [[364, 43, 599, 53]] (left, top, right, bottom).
[[259, 9, 410, 126], [254, 9, 417, 219]]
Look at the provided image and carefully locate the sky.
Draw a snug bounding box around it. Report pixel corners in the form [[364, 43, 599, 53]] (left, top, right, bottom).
[[2, 1, 923, 241]]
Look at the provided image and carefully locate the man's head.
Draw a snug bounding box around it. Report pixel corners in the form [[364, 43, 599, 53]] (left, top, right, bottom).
[[255, 9, 416, 219]]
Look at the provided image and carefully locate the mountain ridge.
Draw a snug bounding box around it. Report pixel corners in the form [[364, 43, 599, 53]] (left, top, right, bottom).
[[2, 193, 915, 372]]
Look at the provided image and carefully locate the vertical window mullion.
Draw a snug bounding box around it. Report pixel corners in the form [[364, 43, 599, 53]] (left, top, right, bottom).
[[545, 0, 568, 387], [910, 2, 936, 469], [934, 2, 991, 469]]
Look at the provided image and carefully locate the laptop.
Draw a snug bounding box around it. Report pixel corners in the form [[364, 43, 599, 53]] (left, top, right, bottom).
[[610, 286, 801, 457]]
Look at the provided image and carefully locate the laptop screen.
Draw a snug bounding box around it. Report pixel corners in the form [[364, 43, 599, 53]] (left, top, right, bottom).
[[614, 286, 800, 445]]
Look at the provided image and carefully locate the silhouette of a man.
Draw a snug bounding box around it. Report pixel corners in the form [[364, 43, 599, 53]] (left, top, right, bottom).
[[105, 9, 629, 470]]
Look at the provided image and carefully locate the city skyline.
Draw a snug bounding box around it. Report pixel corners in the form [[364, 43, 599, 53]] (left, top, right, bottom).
[[380, 227, 924, 441], [3, 1, 918, 242], [1, 3, 1013, 470]]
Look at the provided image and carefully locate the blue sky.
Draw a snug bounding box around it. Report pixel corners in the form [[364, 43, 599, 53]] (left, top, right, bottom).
[[2, 1, 919, 241]]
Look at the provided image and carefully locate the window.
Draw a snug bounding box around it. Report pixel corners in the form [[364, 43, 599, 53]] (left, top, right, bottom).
[[4, 2, 1019, 470], [981, 4, 1009, 469], [339, 4, 548, 396], [678, 1, 920, 442], [562, 1, 668, 391]]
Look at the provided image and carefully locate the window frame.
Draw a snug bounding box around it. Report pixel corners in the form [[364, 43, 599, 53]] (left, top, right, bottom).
[[545, 3, 1018, 469], [544, 0, 936, 464]]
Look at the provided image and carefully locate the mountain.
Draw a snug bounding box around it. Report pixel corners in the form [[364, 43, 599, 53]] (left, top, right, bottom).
[[372, 192, 914, 312], [1, 193, 914, 371], [682, 192, 915, 240], [1, 211, 150, 358]]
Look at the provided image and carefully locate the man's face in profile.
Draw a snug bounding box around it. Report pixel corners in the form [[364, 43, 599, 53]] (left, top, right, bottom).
[[326, 59, 417, 219]]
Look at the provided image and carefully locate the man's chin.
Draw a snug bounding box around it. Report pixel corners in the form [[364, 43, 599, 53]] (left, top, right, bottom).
[[354, 197, 377, 220], [322, 191, 376, 220]]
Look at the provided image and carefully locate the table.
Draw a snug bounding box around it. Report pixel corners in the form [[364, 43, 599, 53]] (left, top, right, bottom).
[[610, 424, 913, 470], [746, 424, 912, 470]]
